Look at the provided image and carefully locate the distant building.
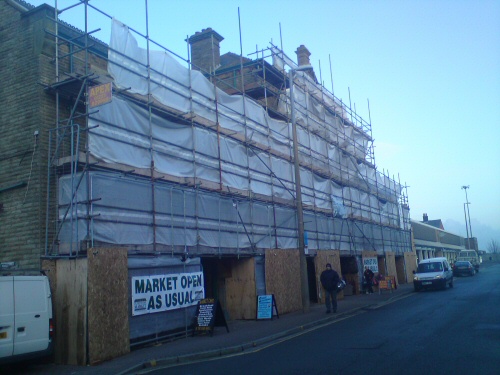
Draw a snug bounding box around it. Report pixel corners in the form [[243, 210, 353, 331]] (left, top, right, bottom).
[[412, 213, 467, 263], [421, 213, 444, 230]]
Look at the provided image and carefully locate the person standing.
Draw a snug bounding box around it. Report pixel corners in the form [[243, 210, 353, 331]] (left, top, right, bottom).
[[320, 263, 340, 314], [363, 266, 375, 294]]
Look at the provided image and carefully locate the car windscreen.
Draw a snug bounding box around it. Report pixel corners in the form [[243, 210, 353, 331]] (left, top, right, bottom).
[[455, 261, 470, 267], [417, 262, 443, 273]]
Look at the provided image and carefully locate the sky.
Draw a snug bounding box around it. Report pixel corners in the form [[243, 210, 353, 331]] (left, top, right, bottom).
[[27, 0, 500, 249]]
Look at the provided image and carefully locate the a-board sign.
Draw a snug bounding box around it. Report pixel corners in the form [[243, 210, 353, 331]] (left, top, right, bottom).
[[379, 280, 390, 289], [194, 298, 229, 336], [378, 280, 393, 294], [256, 294, 279, 320]]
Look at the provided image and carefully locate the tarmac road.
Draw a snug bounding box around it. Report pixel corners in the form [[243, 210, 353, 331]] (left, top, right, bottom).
[[123, 262, 500, 375]]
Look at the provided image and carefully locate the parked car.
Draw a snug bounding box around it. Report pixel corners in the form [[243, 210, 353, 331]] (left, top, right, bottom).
[[456, 250, 481, 272], [413, 257, 454, 292], [453, 261, 475, 277]]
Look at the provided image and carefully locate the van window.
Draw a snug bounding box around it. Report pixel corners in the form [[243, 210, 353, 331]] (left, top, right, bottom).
[[459, 251, 476, 258], [417, 262, 443, 273]]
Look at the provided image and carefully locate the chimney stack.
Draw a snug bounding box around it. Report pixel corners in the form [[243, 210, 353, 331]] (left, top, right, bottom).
[[423, 213, 428, 222], [295, 45, 311, 67], [295, 45, 317, 82], [188, 28, 224, 74]]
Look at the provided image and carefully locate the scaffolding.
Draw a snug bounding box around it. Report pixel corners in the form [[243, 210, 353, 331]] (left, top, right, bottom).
[[42, 1, 412, 260]]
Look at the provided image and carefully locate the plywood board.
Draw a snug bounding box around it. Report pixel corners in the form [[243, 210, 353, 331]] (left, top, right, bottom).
[[87, 247, 129, 365], [395, 256, 407, 284], [385, 252, 397, 282], [264, 249, 301, 314], [41, 259, 57, 305], [54, 258, 88, 365], [225, 258, 256, 320], [404, 252, 418, 282]]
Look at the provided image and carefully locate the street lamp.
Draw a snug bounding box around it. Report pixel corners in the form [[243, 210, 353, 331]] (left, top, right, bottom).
[[461, 185, 474, 250], [463, 203, 470, 249], [289, 65, 312, 312]]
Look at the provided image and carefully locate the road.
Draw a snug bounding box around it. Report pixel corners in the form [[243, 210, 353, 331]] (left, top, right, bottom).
[[150, 264, 500, 375]]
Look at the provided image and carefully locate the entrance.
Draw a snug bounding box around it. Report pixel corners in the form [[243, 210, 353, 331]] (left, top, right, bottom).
[[340, 256, 359, 295], [395, 256, 405, 284], [200, 257, 232, 308], [200, 256, 258, 320]]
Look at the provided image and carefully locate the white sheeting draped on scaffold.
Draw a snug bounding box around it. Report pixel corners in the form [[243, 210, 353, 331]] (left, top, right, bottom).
[[104, 19, 400, 205], [57, 172, 299, 250], [74, 19, 410, 250]]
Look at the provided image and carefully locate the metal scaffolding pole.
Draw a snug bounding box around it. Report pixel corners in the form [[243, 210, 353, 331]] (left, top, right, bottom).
[[289, 66, 312, 312]]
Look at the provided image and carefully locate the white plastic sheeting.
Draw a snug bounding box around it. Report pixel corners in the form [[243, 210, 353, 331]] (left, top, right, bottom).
[[57, 171, 409, 254], [104, 19, 400, 205], [89, 92, 396, 224], [57, 172, 300, 252], [59, 19, 410, 253]]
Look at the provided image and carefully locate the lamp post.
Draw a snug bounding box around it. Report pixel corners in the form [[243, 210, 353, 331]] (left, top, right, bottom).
[[463, 203, 470, 249], [289, 65, 312, 312], [461, 185, 473, 250]]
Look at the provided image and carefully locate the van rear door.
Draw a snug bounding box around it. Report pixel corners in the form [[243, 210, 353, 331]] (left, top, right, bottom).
[[13, 276, 52, 356], [0, 277, 15, 358]]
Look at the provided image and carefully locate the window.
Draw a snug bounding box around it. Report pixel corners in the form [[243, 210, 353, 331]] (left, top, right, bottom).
[[417, 262, 443, 273]]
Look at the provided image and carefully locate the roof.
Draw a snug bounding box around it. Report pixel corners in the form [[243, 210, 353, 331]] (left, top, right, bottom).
[[419, 257, 448, 264], [410, 219, 462, 238], [219, 52, 251, 69], [423, 219, 444, 230], [414, 239, 465, 251]]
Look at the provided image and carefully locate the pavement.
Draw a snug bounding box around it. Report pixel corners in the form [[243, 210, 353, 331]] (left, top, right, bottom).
[[11, 281, 415, 375]]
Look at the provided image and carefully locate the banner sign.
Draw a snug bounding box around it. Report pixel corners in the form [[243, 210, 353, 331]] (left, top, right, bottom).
[[132, 272, 204, 316], [363, 257, 378, 273]]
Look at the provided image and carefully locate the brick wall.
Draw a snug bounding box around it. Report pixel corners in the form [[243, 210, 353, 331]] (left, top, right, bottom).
[[0, 2, 109, 270], [0, 3, 56, 270]]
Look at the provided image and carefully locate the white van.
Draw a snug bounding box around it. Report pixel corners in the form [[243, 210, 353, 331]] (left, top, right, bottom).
[[413, 257, 454, 292], [0, 275, 54, 364], [456, 250, 481, 272]]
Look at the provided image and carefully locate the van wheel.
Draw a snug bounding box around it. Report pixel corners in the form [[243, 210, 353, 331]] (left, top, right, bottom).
[[449, 279, 454, 288]]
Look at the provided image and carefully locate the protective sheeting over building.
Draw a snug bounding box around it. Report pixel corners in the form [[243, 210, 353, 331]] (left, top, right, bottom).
[[55, 19, 411, 256]]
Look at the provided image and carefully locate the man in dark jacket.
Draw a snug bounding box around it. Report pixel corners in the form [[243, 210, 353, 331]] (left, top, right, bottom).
[[320, 263, 340, 313], [363, 266, 375, 294]]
